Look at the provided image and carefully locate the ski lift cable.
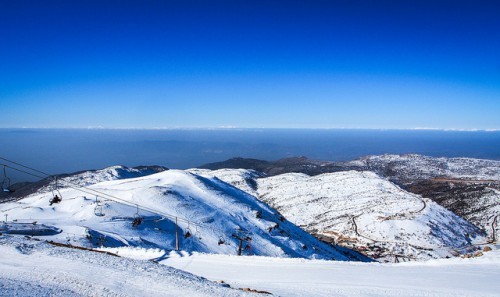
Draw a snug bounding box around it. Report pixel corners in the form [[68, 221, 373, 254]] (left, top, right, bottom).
[[2, 162, 229, 237], [0, 159, 228, 235]]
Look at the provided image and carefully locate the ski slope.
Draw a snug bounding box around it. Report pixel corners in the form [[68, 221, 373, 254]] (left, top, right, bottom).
[[2, 235, 498, 297], [162, 249, 500, 297], [0, 169, 366, 261], [0, 236, 248, 297]]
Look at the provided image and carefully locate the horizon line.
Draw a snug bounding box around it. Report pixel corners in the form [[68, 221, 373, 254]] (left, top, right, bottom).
[[0, 126, 499, 132]]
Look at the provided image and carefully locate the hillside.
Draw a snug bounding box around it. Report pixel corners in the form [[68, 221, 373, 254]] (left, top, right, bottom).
[[348, 154, 500, 239], [0, 165, 168, 202], [0, 169, 367, 261], [193, 169, 487, 262], [199, 154, 500, 240]]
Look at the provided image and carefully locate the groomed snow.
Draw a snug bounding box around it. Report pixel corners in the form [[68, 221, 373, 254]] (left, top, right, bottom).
[[0, 236, 249, 297], [162, 248, 500, 297], [2, 236, 498, 297]]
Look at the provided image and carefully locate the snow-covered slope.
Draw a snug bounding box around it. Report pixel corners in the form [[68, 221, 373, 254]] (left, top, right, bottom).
[[195, 169, 487, 262], [3, 235, 498, 297], [0, 165, 167, 202], [162, 247, 500, 297], [38, 165, 169, 192], [349, 154, 500, 241], [0, 170, 366, 261], [0, 236, 249, 297]]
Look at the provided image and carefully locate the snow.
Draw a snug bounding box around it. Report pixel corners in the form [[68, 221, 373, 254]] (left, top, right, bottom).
[[0, 170, 365, 261], [161, 248, 500, 297], [350, 154, 500, 181], [0, 236, 249, 297], [197, 169, 486, 261], [2, 235, 498, 297], [1, 162, 499, 296]]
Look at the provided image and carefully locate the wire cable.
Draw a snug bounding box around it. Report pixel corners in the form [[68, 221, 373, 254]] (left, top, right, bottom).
[[0, 159, 229, 235]]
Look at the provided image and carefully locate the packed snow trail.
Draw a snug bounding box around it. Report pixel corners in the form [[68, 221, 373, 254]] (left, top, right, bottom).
[[0, 236, 250, 297], [161, 250, 500, 297]]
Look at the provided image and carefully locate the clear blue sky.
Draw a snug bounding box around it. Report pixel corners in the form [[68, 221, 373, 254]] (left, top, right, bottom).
[[1, 0, 499, 129]]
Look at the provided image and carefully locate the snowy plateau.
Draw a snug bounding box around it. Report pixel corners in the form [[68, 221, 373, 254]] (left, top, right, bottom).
[[0, 155, 499, 296]]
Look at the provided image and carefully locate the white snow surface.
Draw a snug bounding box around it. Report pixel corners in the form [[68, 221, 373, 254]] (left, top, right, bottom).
[[2, 235, 498, 297], [0, 236, 249, 297], [36, 165, 165, 194], [161, 247, 500, 297], [195, 169, 486, 261], [0, 169, 362, 261]]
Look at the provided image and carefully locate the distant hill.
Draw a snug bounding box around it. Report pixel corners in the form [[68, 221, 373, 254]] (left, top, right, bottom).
[[0, 165, 168, 202], [199, 154, 500, 242], [200, 156, 350, 176]]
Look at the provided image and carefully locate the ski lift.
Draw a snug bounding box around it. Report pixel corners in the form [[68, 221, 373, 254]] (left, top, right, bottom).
[[132, 204, 143, 227], [49, 177, 62, 205], [195, 225, 202, 240], [1, 166, 13, 193], [94, 196, 105, 217], [184, 222, 192, 239]]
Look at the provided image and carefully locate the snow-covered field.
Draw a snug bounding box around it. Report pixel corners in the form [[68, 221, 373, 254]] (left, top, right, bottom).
[[162, 249, 500, 297], [1, 235, 498, 297], [0, 236, 248, 297]]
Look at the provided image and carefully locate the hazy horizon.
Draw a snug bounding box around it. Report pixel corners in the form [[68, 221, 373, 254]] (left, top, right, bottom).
[[1, 128, 499, 182]]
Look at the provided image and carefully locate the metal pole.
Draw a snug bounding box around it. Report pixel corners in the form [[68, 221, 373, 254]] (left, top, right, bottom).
[[238, 238, 243, 256], [175, 217, 179, 251]]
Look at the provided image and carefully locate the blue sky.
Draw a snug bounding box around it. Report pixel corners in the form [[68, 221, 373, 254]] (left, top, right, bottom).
[[1, 0, 499, 129]]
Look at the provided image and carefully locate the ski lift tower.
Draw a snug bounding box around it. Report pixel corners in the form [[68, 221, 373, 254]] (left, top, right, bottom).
[[232, 228, 252, 256]]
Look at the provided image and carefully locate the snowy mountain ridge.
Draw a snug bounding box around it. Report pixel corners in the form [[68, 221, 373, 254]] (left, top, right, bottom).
[[195, 168, 488, 262], [0, 169, 367, 261]]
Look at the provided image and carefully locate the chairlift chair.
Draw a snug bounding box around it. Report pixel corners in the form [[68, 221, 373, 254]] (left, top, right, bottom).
[[1, 166, 13, 193], [49, 177, 62, 205], [184, 222, 192, 239], [94, 196, 105, 217], [195, 225, 202, 240], [94, 204, 105, 217], [132, 204, 143, 227]]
